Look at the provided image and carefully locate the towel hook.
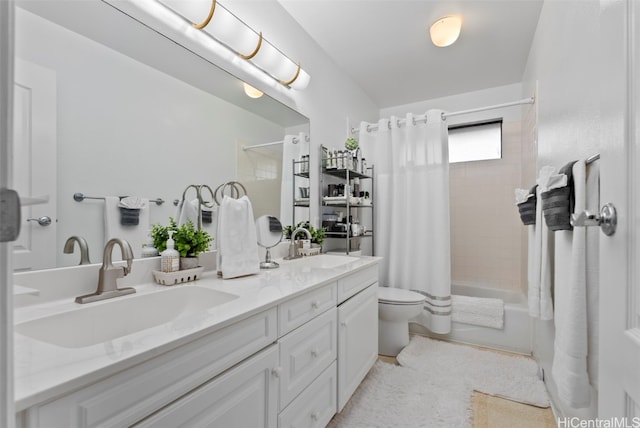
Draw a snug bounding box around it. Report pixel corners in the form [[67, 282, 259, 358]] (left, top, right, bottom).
[[570, 202, 617, 236]]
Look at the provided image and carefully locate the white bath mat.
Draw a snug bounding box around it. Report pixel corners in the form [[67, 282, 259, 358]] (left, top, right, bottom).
[[328, 360, 472, 428], [397, 336, 549, 408], [329, 337, 549, 428]]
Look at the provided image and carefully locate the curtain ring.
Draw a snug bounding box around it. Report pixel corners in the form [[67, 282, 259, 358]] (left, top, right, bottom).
[[192, 0, 217, 30], [239, 32, 263, 60]]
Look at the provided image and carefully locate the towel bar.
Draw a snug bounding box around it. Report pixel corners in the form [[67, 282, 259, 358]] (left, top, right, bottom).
[[73, 193, 165, 206]]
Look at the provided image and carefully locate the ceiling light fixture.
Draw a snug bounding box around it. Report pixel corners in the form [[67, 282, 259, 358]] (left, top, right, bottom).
[[243, 82, 264, 98], [430, 15, 462, 47], [159, 0, 311, 90]]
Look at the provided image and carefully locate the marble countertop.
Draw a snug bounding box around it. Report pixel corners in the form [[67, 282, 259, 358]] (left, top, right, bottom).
[[14, 255, 380, 412]]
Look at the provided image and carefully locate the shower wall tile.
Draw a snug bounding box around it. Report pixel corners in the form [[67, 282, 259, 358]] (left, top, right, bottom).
[[450, 120, 524, 293]]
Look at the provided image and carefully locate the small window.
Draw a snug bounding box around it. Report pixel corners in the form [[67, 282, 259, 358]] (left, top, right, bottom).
[[448, 120, 502, 163]]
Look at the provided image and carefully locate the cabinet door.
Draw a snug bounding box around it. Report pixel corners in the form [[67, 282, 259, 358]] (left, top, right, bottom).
[[134, 345, 279, 428], [337, 283, 378, 411]]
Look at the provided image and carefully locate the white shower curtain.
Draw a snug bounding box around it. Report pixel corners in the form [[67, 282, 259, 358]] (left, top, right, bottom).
[[280, 132, 309, 227], [359, 110, 452, 334]]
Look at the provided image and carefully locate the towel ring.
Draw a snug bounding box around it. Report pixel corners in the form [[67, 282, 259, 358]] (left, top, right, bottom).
[[213, 181, 247, 205]]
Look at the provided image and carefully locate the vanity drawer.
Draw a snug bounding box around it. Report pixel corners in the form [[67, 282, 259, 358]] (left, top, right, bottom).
[[133, 345, 279, 428], [279, 307, 337, 410], [337, 265, 378, 303], [278, 361, 337, 428], [25, 308, 277, 428], [278, 282, 337, 336]]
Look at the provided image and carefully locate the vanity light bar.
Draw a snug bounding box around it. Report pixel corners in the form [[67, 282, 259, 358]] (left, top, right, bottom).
[[159, 0, 310, 90]]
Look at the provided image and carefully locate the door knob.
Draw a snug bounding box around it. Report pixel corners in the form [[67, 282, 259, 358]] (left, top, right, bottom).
[[27, 216, 52, 227], [570, 203, 617, 236]]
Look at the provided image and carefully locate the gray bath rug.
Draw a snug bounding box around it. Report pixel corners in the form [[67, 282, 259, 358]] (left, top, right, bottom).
[[329, 337, 549, 428]]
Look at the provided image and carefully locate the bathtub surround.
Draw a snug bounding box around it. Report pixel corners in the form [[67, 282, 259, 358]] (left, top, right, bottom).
[[424, 284, 532, 354], [329, 336, 549, 427], [451, 294, 504, 329], [359, 110, 452, 334]]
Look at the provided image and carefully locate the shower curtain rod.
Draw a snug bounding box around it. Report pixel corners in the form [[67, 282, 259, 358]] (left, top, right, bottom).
[[242, 135, 309, 151], [351, 97, 535, 134]]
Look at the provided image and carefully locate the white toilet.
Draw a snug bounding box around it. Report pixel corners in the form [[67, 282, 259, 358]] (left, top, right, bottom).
[[378, 286, 426, 356]]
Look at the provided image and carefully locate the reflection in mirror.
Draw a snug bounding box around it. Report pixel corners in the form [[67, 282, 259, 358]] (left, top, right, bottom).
[[238, 133, 310, 228], [13, 1, 309, 271], [255, 215, 283, 269]]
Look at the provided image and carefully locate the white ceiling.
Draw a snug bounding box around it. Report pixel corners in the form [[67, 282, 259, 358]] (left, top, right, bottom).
[[279, 0, 544, 108]]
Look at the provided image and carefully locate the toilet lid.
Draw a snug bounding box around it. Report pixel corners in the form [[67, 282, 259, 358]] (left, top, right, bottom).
[[378, 287, 425, 304]]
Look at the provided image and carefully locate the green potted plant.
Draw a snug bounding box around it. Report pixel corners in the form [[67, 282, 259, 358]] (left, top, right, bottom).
[[283, 221, 326, 248], [152, 218, 213, 270]]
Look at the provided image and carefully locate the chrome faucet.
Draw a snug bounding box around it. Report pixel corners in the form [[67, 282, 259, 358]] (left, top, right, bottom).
[[75, 238, 136, 304], [63, 236, 91, 265], [284, 227, 312, 260]]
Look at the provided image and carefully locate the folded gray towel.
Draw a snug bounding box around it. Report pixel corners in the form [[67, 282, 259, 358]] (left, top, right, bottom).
[[517, 185, 537, 225], [541, 161, 577, 231]]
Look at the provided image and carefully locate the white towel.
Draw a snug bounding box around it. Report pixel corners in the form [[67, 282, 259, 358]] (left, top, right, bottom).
[[176, 198, 218, 248], [529, 166, 555, 320], [217, 195, 260, 279], [175, 198, 199, 227], [514, 188, 531, 204], [451, 295, 504, 329], [552, 160, 591, 408], [104, 196, 149, 259]]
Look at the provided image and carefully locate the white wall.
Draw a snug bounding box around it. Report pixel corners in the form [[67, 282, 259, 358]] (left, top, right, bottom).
[[15, 8, 290, 265], [521, 0, 602, 419], [207, 0, 380, 227]]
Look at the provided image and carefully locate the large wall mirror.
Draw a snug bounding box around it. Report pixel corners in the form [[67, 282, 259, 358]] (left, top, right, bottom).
[[13, 0, 310, 271]]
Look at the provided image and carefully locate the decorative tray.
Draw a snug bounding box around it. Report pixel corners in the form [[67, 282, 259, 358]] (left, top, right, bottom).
[[297, 247, 322, 257], [152, 267, 205, 286]]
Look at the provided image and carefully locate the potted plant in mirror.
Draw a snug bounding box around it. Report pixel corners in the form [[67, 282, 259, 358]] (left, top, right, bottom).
[[345, 136, 360, 170], [152, 218, 212, 270], [283, 221, 326, 250]]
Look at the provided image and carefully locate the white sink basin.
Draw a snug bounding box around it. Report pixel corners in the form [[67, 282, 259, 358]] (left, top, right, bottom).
[[15, 286, 238, 348], [285, 254, 357, 269]]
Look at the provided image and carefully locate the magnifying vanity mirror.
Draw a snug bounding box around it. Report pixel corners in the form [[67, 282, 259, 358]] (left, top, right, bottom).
[[12, 0, 310, 272], [255, 215, 283, 269]]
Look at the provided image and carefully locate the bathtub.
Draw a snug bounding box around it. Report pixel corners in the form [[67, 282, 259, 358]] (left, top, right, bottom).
[[410, 283, 533, 355]]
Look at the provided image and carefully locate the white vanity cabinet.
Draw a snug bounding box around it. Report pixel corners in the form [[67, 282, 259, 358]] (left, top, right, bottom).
[[134, 344, 279, 428], [17, 261, 380, 428], [20, 309, 278, 428], [336, 265, 379, 411]]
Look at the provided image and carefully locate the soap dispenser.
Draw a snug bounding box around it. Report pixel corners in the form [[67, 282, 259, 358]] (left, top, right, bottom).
[[141, 230, 159, 258], [161, 230, 180, 273]]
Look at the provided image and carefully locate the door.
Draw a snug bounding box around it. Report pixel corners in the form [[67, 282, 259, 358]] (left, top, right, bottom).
[[598, 0, 640, 418], [13, 58, 57, 271], [1, 2, 14, 427]]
